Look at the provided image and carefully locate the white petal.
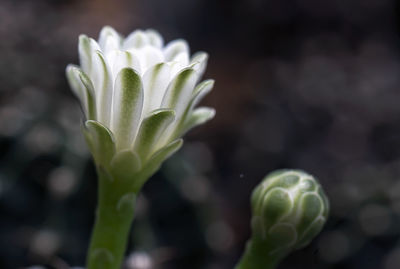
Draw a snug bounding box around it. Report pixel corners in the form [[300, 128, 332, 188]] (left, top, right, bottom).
[[190, 52, 208, 78], [158, 68, 198, 146], [78, 35, 101, 74], [131, 46, 164, 74], [169, 61, 187, 79], [164, 39, 189, 61], [145, 29, 164, 48], [161, 68, 198, 119], [142, 63, 172, 116], [110, 50, 141, 78], [111, 68, 144, 150], [98, 26, 122, 53], [66, 65, 96, 120], [172, 79, 214, 138], [123, 30, 149, 49], [91, 51, 113, 126]]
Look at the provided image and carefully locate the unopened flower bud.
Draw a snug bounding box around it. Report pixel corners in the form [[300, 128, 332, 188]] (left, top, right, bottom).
[[236, 170, 329, 269]]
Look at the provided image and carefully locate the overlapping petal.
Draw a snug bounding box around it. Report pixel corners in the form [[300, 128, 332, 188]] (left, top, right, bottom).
[[67, 26, 214, 172]]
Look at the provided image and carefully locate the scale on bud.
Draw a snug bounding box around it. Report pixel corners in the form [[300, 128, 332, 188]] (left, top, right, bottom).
[[236, 170, 329, 269]]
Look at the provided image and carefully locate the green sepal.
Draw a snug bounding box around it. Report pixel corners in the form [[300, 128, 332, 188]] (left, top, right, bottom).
[[260, 189, 292, 237], [82, 120, 116, 168], [110, 150, 141, 181]]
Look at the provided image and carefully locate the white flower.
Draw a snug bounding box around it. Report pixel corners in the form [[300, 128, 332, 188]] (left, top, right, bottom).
[[66, 26, 215, 181]]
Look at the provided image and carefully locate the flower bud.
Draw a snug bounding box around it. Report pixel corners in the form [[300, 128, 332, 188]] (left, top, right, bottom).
[[250, 170, 329, 256]]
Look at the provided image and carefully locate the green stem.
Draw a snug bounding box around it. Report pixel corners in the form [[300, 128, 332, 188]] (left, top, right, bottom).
[[235, 239, 283, 269], [86, 168, 137, 269]]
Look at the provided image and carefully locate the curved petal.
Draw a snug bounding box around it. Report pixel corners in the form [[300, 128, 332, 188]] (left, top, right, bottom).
[[190, 52, 208, 79], [110, 50, 141, 78], [98, 26, 122, 53], [133, 109, 175, 162], [164, 39, 189, 61], [173, 79, 214, 137], [142, 63, 172, 115], [78, 35, 101, 74], [111, 68, 144, 150], [123, 30, 149, 49], [129, 46, 164, 74], [145, 29, 164, 48], [66, 65, 97, 120], [171, 51, 189, 66], [92, 51, 113, 126], [161, 68, 198, 119], [180, 107, 215, 135]]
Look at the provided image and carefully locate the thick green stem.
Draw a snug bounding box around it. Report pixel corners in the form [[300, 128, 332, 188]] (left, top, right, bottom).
[[86, 168, 137, 269], [235, 239, 283, 269]]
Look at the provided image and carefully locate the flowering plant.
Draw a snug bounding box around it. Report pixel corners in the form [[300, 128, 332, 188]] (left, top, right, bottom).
[[66, 26, 214, 269], [66, 26, 328, 269]]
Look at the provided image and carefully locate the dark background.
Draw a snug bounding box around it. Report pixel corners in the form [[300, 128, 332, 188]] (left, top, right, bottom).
[[1, 0, 400, 268]]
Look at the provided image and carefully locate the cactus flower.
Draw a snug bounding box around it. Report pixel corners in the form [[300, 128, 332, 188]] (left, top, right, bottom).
[[66, 26, 215, 269], [66, 26, 215, 184]]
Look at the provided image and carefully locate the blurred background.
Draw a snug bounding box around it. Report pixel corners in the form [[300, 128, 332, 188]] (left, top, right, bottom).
[[1, 0, 400, 268]]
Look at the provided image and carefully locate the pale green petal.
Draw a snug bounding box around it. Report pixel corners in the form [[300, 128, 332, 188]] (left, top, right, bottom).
[[111, 68, 144, 150], [172, 79, 214, 138], [79, 71, 97, 120], [66, 65, 97, 120], [161, 68, 198, 118], [134, 109, 175, 162], [180, 107, 215, 135], [66, 64, 84, 101], [142, 63, 172, 115], [83, 120, 116, 166]]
